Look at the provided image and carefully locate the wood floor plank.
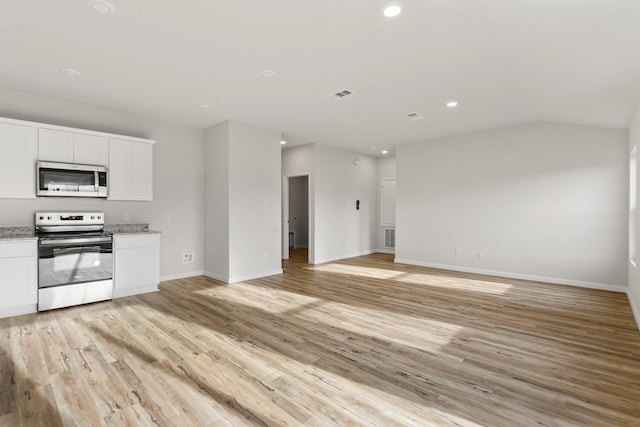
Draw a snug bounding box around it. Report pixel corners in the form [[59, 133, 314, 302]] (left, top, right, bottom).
[[1, 250, 640, 425]]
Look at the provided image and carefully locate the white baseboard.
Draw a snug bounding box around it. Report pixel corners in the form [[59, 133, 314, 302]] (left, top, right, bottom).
[[394, 258, 627, 293], [376, 248, 395, 254], [628, 291, 640, 332], [204, 269, 283, 284], [160, 270, 204, 282], [228, 269, 283, 284], [313, 250, 376, 265], [0, 304, 37, 319], [204, 270, 228, 282], [113, 285, 158, 299]]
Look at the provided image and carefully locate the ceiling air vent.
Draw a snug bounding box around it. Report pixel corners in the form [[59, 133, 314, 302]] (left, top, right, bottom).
[[407, 112, 423, 120], [329, 89, 353, 100]]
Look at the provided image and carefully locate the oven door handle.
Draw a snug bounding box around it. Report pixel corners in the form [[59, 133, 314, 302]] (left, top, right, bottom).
[[40, 237, 113, 246]]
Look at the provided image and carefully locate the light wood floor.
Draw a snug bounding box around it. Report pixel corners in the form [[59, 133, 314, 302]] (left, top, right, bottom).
[[2, 251, 640, 426]]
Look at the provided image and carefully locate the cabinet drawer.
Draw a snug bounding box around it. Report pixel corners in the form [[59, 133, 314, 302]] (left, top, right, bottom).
[[114, 234, 159, 250], [0, 240, 37, 259]]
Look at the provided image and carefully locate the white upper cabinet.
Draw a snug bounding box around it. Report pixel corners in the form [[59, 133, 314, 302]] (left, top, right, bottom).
[[108, 138, 130, 200], [0, 120, 37, 198], [0, 116, 154, 200], [38, 128, 108, 166], [108, 138, 153, 201], [131, 142, 153, 200], [74, 133, 109, 165]]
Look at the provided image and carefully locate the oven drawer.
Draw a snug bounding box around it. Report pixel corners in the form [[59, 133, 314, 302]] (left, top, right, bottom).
[[39, 279, 113, 311]]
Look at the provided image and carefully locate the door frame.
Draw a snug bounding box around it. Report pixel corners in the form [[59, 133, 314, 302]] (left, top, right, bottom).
[[282, 173, 310, 261]]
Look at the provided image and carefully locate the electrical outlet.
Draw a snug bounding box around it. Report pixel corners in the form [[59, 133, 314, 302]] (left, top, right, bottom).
[[455, 248, 462, 256], [182, 252, 193, 264], [123, 213, 130, 222], [478, 251, 485, 260]]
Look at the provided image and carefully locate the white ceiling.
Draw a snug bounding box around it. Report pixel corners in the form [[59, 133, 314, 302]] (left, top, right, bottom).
[[1, 0, 639, 155]]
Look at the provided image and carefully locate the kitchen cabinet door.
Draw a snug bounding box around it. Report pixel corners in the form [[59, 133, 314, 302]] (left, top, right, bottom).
[[0, 240, 38, 318], [108, 138, 131, 200], [73, 133, 108, 166], [113, 234, 160, 298], [38, 128, 74, 162], [0, 121, 37, 198], [39, 128, 108, 166], [108, 138, 153, 201], [131, 142, 153, 200]]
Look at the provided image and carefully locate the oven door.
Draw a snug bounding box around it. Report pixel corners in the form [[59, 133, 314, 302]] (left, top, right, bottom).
[[38, 236, 113, 288]]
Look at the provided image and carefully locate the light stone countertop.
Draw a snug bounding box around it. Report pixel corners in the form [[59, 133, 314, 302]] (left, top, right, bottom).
[[0, 226, 37, 241], [0, 224, 161, 241], [105, 223, 162, 235]]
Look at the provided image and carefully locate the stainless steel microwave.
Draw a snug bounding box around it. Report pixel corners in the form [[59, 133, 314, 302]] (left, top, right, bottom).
[[36, 161, 108, 198]]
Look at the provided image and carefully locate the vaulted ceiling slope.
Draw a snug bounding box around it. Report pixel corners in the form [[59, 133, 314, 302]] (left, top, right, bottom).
[[1, 0, 639, 154]]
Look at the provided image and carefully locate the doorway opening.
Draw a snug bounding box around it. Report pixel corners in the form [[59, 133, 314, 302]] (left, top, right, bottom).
[[283, 174, 310, 263]]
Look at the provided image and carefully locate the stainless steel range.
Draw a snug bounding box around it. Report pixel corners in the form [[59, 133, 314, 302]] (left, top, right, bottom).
[[36, 212, 113, 311]]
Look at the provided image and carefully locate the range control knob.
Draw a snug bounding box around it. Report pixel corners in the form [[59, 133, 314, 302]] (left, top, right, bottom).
[[47, 216, 52, 220], [39, 216, 44, 220], [97, 216, 102, 219], [91, 216, 95, 220]]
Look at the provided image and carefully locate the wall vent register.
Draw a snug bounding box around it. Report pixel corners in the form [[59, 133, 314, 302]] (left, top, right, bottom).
[[385, 228, 396, 249]]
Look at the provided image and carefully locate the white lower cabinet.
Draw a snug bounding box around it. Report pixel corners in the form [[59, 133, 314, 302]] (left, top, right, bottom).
[[0, 240, 38, 318], [113, 234, 160, 298]]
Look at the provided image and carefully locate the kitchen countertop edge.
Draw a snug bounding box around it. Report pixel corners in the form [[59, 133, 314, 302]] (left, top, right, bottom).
[[111, 230, 162, 236], [0, 235, 38, 242]]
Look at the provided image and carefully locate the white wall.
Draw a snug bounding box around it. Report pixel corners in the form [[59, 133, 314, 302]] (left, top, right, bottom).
[[204, 120, 282, 282], [376, 156, 396, 252], [628, 109, 640, 328], [0, 87, 205, 280], [282, 143, 377, 264], [228, 121, 282, 281], [313, 144, 377, 264], [289, 176, 309, 248], [204, 122, 230, 280], [396, 122, 628, 290]]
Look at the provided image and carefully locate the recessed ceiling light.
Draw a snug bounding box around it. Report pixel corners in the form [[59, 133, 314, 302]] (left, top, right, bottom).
[[383, 2, 402, 17], [261, 69, 277, 78], [88, 0, 115, 14], [60, 67, 81, 77], [200, 104, 212, 110], [381, 150, 389, 154], [447, 101, 459, 108], [280, 140, 287, 145]]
